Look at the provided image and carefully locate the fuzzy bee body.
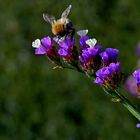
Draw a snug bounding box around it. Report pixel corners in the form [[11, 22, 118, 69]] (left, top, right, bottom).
[[43, 5, 75, 40]]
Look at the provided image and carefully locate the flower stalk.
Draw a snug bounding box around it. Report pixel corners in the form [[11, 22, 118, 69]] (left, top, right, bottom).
[[32, 5, 140, 126], [115, 90, 140, 120], [89, 74, 140, 121]]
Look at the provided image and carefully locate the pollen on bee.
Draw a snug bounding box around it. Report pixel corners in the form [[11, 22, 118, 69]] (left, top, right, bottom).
[[52, 20, 64, 35]]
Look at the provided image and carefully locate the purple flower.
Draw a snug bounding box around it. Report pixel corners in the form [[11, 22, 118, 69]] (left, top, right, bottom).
[[80, 36, 90, 48], [100, 48, 119, 66], [96, 67, 111, 79], [77, 29, 90, 49], [32, 37, 51, 54], [125, 76, 140, 98], [79, 45, 102, 72], [54, 36, 78, 63], [95, 62, 122, 89], [58, 49, 68, 57], [133, 69, 140, 85], [32, 36, 59, 61], [95, 77, 104, 85], [133, 69, 140, 92], [32, 37, 53, 55], [136, 123, 140, 128], [53, 36, 75, 50]]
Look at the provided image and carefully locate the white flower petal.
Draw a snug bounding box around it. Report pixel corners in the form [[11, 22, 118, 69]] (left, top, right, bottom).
[[32, 39, 41, 48], [59, 37, 65, 42], [86, 38, 97, 48], [32, 42, 35, 47], [77, 29, 88, 36]]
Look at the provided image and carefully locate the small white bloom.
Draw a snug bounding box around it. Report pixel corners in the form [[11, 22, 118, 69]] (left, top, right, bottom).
[[86, 38, 97, 48], [59, 37, 65, 42], [77, 29, 88, 36], [32, 39, 41, 48]]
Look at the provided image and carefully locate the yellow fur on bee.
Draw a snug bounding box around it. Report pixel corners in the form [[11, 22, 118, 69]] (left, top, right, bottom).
[[52, 20, 64, 35]]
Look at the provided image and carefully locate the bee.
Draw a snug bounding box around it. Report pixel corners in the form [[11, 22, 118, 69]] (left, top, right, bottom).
[[43, 5, 75, 40]]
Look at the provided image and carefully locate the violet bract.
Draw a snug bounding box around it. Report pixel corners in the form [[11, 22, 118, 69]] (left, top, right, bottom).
[[79, 45, 102, 73], [95, 62, 123, 90], [100, 48, 119, 66], [54, 36, 79, 64], [79, 35, 90, 49], [136, 123, 140, 128]]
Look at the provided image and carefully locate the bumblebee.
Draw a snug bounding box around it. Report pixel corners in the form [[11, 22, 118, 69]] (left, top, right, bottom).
[[43, 5, 75, 40]]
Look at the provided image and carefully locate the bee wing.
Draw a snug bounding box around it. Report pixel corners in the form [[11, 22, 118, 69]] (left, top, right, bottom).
[[77, 29, 88, 36], [61, 5, 72, 19], [43, 13, 55, 24]]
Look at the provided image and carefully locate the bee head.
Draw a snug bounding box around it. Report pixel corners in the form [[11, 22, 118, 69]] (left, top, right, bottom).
[[52, 19, 64, 35]]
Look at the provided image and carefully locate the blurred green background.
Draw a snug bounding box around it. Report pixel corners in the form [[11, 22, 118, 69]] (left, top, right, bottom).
[[1, 0, 140, 139]]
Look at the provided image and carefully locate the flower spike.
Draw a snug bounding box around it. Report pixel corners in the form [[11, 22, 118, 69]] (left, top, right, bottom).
[[32, 5, 140, 126]]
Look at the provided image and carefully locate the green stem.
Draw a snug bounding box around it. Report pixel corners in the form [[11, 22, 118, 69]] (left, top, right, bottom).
[[61, 62, 84, 73], [114, 90, 140, 121], [61, 63, 140, 121], [102, 87, 140, 120]]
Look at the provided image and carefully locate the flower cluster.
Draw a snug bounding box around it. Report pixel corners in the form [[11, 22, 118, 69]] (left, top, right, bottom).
[[53, 36, 79, 64], [32, 31, 123, 90], [32, 6, 140, 128], [79, 45, 102, 73], [95, 62, 122, 89], [32, 36, 60, 63]]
